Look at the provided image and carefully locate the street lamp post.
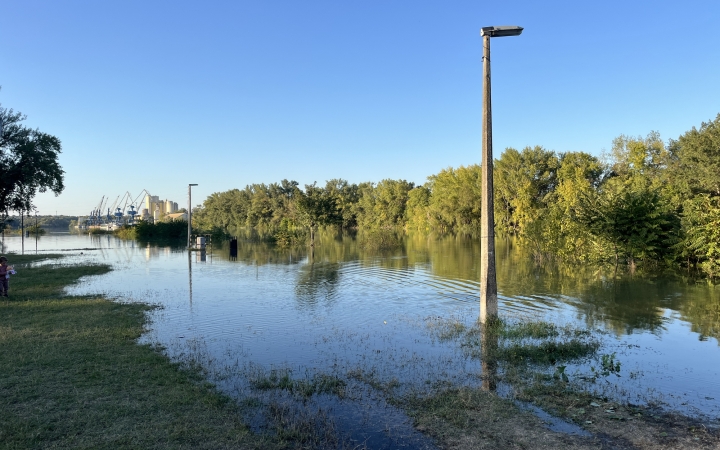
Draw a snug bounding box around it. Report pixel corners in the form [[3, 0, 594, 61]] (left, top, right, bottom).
[[479, 25, 523, 324], [188, 184, 198, 249]]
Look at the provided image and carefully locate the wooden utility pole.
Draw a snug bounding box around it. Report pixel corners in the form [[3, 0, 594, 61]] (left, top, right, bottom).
[[479, 32, 497, 324], [479, 25, 522, 324]]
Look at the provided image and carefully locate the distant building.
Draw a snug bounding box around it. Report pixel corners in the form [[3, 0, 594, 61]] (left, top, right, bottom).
[[142, 195, 181, 222]]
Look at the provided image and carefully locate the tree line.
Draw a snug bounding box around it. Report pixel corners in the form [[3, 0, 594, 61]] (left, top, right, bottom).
[[193, 114, 720, 278], [3, 215, 76, 230]]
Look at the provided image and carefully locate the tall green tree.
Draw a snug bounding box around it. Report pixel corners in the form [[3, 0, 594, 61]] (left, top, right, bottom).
[[530, 151, 605, 260], [493, 146, 558, 235], [576, 185, 678, 267], [667, 114, 720, 198], [607, 132, 669, 193], [0, 103, 65, 216], [193, 189, 251, 232], [354, 179, 414, 229], [246, 184, 275, 227], [295, 182, 339, 246], [324, 179, 360, 228], [425, 165, 482, 231], [404, 186, 431, 231], [677, 195, 720, 277]]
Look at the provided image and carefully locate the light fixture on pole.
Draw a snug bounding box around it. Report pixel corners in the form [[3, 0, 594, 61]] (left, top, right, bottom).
[[479, 25, 523, 324], [188, 184, 198, 249]]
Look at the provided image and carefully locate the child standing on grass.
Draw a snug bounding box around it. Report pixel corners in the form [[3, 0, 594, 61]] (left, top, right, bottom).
[[0, 256, 12, 297]]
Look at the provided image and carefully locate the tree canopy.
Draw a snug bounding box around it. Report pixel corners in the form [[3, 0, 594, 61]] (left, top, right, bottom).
[[0, 101, 65, 216], [668, 113, 720, 198]]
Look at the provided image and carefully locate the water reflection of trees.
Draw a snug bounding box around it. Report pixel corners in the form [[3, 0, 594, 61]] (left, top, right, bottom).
[[494, 238, 719, 341], [213, 238, 306, 266], [408, 233, 719, 341], [212, 230, 719, 342], [681, 288, 720, 344], [295, 260, 341, 308]]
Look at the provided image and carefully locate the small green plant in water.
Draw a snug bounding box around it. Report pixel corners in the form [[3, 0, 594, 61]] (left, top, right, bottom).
[[500, 321, 559, 340], [250, 368, 346, 398], [498, 339, 599, 365], [553, 365, 569, 382], [600, 352, 621, 376], [587, 353, 622, 382]]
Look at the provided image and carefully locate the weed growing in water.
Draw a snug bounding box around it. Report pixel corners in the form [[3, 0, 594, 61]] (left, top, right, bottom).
[[600, 352, 622, 376], [582, 352, 623, 382], [425, 315, 468, 341], [249, 367, 346, 398], [453, 319, 600, 368], [262, 399, 372, 449], [499, 320, 560, 340], [498, 339, 600, 365], [553, 365, 569, 382]]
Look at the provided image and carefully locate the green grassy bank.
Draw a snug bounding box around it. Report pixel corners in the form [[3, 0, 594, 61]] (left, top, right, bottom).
[[0, 254, 271, 449]]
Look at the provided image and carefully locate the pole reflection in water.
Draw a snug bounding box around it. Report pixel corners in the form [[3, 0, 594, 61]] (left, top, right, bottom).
[[196, 249, 206, 263], [188, 250, 193, 306], [229, 238, 238, 261], [481, 322, 499, 392]]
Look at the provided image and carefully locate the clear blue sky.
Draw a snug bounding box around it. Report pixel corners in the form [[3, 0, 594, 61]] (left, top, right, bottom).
[[2, 0, 718, 216]]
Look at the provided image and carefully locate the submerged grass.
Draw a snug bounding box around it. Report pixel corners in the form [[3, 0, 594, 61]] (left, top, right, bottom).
[[264, 400, 365, 450], [248, 367, 347, 398], [497, 339, 600, 365], [411, 315, 720, 449], [499, 320, 560, 339], [441, 318, 600, 366]]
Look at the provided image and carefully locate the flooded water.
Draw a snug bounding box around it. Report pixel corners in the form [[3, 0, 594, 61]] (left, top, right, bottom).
[[4, 231, 719, 439]]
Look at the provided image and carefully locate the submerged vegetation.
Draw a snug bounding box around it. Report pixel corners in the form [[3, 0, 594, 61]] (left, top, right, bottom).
[[357, 228, 403, 250], [193, 114, 720, 278], [431, 318, 600, 368]]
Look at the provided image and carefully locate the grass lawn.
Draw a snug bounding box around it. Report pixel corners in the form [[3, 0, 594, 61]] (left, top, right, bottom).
[[0, 254, 274, 449]]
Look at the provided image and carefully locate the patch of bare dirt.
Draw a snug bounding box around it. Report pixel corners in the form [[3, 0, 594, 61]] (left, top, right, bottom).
[[403, 387, 720, 450]]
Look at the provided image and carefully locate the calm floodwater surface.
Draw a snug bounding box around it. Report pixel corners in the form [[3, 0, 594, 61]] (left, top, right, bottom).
[[4, 232, 719, 424]]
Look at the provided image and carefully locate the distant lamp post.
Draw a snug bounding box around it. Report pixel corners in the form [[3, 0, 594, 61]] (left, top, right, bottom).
[[188, 184, 198, 249], [479, 25, 523, 324]]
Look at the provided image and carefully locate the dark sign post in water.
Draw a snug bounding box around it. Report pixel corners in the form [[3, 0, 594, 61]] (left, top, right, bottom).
[[479, 25, 523, 324]]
